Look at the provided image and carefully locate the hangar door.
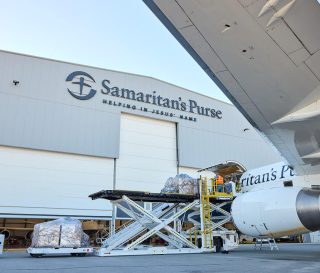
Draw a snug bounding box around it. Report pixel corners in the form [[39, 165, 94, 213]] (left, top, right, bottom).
[[0, 146, 114, 219], [116, 113, 177, 192]]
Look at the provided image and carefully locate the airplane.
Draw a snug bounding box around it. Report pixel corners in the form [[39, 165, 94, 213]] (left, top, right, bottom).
[[232, 161, 320, 238], [144, 0, 320, 239]]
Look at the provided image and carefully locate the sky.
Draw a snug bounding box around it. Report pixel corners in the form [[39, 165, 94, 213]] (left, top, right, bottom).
[[0, 0, 229, 102]]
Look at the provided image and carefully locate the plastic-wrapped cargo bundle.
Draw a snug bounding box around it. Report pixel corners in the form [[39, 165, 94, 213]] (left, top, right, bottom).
[[176, 174, 198, 194], [31, 217, 89, 248], [161, 176, 178, 193], [161, 174, 198, 194], [81, 232, 90, 247], [60, 219, 82, 247], [31, 222, 60, 248]]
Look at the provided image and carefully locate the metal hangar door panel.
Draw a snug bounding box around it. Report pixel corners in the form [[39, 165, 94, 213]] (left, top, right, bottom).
[[0, 146, 115, 218], [116, 113, 177, 192]]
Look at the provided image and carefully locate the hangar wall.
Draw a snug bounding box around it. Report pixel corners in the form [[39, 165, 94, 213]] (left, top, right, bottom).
[[0, 50, 283, 219]]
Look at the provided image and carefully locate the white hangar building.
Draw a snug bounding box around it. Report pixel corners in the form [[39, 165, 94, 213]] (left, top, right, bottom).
[[0, 50, 282, 222]]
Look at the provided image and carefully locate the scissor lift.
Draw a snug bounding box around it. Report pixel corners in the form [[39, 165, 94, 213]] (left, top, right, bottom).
[[90, 191, 204, 256], [90, 175, 240, 257]]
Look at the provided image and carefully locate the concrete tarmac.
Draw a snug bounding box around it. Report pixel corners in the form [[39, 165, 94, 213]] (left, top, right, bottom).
[[1, 244, 320, 273]]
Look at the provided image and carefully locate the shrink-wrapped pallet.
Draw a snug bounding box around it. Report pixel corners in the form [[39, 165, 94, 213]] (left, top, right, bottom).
[[161, 174, 198, 194], [31, 217, 89, 248], [161, 176, 177, 193], [32, 223, 60, 248], [60, 220, 82, 248], [81, 232, 90, 247]]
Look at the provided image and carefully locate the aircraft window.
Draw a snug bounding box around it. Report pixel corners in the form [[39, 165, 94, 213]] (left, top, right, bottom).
[[283, 181, 293, 187]]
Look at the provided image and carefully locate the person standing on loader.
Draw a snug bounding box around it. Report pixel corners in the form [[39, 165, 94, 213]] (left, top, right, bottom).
[[216, 175, 224, 193]]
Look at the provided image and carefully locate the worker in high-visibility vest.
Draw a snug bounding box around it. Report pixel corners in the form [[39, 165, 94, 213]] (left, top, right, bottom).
[[216, 175, 224, 192]]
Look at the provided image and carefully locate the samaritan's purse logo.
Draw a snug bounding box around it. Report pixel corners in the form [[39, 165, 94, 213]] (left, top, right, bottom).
[[65, 70, 223, 121], [66, 71, 96, 100]]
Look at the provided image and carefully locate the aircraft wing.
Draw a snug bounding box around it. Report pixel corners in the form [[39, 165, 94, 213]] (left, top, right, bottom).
[[144, 0, 320, 175]]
